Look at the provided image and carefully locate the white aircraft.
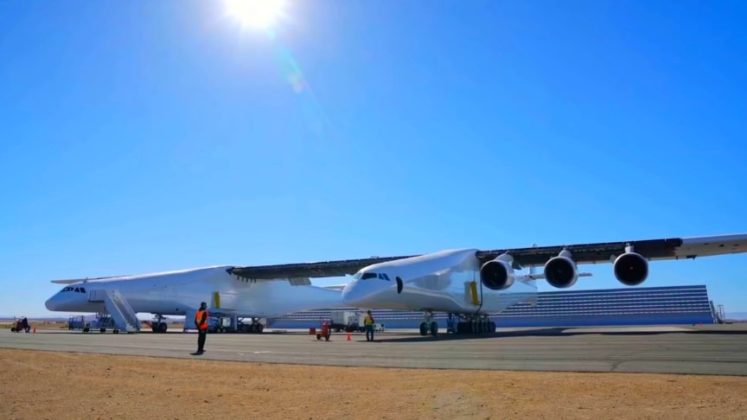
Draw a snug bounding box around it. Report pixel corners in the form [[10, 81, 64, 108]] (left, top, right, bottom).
[[46, 233, 747, 336], [339, 234, 747, 336]]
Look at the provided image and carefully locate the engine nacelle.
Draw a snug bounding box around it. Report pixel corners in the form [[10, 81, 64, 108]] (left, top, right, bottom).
[[480, 254, 515, 290], [614, 251, 648, 286], [544, 250, 578, 288]]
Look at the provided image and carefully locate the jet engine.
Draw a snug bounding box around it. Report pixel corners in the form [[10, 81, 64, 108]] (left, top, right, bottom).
[[544, 250, 578, 288], [480, 253, 515, 290], [613, 247, 648, 286]]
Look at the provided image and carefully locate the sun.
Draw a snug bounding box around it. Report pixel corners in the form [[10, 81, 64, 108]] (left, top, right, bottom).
[[225, 0, 287, 31]]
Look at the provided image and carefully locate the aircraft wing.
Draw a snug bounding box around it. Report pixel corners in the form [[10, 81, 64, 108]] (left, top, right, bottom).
[[229, 234, 747, 280], [228, 256, 415, 280], [476, 234, 747, 268]]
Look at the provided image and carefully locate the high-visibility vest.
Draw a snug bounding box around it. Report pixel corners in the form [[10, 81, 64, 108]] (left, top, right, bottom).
[[195, 309, 209, 330], [364, 314, 374, 326]]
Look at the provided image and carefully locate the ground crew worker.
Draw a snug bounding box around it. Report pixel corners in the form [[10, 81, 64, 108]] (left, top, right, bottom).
[[364, 310, 375, 342], [192, 302, 209, 355]]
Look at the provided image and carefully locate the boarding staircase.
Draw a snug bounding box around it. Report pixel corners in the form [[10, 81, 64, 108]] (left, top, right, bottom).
[[89, 289, 140, 333]]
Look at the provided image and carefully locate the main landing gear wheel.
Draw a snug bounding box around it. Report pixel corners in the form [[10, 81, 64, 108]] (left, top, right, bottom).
[[151, 322, 167, 333], [454, 317, 495, 335], [429, 321, 438, 337], [419, 322, 429, 336]]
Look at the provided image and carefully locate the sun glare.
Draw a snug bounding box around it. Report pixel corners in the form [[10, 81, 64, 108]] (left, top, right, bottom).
[[225, 0, 287, 31]]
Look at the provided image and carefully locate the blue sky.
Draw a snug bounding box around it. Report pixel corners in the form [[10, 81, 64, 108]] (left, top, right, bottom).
[[1, 1, 746, 317]]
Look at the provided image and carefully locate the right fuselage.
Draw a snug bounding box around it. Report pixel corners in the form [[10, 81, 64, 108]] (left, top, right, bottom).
[[341, 249, 537, 313]]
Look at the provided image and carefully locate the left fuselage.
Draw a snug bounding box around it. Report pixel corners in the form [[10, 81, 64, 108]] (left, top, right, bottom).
[[45, 266, 344, 318], [341, 249, 537, 313]]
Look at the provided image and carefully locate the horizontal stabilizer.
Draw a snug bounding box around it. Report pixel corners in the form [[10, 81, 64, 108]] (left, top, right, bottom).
[[51, 275, 122, 285]]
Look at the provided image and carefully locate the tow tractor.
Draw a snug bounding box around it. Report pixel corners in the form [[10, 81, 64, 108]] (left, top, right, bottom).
[[316, 320, 332, 341]]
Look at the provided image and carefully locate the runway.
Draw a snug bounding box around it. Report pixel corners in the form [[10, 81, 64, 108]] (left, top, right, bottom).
[[2, 325, 746, 375]]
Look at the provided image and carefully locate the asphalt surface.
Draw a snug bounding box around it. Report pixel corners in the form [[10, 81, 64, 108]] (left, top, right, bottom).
[[2, 325, 747, 375]]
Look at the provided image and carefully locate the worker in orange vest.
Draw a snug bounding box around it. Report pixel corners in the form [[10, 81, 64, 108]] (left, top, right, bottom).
[[192, 302, 209, 355]]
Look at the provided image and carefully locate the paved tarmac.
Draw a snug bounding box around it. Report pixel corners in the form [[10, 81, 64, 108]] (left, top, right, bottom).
[[2, 325, 746, 375]]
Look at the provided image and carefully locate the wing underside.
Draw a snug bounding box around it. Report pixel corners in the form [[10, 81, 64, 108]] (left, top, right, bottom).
[[477, 234, 747, 268]]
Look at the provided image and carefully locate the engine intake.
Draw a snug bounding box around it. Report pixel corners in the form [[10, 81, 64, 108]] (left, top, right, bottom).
[[544, 250, 578, 288], [480, 254, 515, 290], [614, 251, 648, 286]]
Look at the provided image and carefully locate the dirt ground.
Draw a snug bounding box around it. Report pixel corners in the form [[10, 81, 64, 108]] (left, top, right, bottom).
[[1, 349, 745, 420]]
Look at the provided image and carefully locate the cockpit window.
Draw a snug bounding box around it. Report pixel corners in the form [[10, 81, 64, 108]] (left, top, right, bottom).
[[361, 272, 378, 280], [377, 273, 391, 281], [61, 286, 86, 293]]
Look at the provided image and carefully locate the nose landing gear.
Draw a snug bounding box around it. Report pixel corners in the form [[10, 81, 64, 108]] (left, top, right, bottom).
[[419, 312, 439, 337]]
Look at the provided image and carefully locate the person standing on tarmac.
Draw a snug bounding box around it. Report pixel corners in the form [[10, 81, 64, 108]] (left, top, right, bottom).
[[192, 302, 209, 355], [364, 310, 375, 342]]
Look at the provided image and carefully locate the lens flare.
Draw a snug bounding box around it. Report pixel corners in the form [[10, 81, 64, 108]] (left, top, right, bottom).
[[225, 0, 286, 31]]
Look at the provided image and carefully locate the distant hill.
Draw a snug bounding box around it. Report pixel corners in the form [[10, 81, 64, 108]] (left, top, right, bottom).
[[726, 312, 747, 321]]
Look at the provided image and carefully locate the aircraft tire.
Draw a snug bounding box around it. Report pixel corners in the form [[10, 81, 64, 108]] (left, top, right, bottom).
[[419, 322, 428, 336], [257, 324, 264, 334], [429, 321, 438, 337], [159, 323, 167, 333]]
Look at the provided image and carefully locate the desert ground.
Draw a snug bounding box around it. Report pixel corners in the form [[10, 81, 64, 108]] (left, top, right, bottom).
[[1, 348, 746, 420]]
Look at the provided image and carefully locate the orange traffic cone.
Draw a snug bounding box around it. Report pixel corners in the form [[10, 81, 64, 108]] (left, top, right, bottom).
[[346, 332, 351, 341]]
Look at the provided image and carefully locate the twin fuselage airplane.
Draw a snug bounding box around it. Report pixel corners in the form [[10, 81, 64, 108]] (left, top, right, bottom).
[[45, 234, 747, 335]]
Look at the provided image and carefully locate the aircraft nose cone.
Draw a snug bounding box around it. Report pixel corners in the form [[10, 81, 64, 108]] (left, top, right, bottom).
[[45, 295, 59, 311], [342, 280, 388, 307]]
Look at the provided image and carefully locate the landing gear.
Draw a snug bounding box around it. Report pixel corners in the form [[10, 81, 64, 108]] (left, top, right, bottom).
[[419, 312, 438, 337], [151, 314, 168, 333], [454, 314, 495, 335], [237, 318, 265, 334]]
